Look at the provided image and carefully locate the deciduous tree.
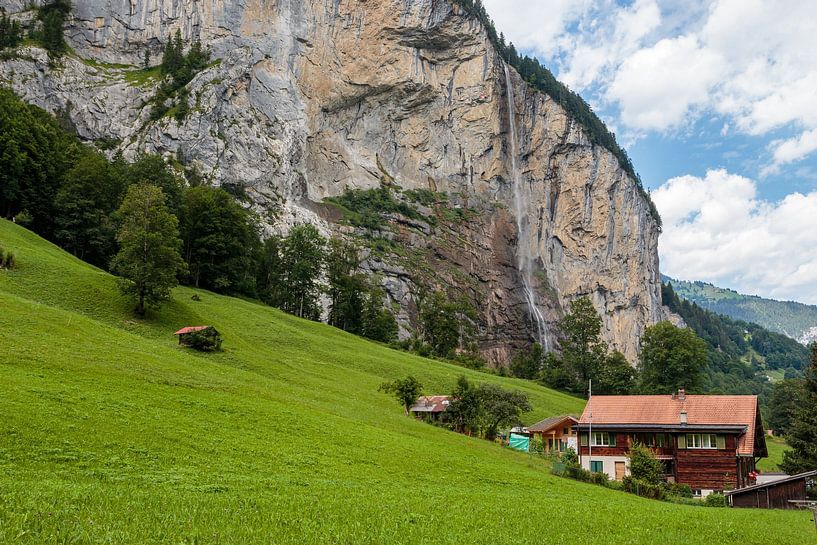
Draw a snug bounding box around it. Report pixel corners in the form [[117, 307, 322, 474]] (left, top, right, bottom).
[[638, 321, 707, 394], [379, 376, 423, 415], [111, 184, 186, 316]]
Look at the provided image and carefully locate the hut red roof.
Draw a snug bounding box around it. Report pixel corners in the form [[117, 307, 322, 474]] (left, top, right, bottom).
[[174, 326, 211, 335]]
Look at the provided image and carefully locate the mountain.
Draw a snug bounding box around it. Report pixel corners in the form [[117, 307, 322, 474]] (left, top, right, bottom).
[[664, 276, 817, 345], [662, 283, 810, 394], [0, 0, 666, 364], [2, 219, 812, 543]]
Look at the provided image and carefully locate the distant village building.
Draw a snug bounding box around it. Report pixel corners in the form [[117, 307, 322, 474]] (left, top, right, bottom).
[[575, 390, 767, 496], [528, 415, 578, 454], [409, 396, 451, 421]]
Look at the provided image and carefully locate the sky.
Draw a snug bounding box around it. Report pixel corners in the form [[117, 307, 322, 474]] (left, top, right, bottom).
[[483, 0, 817, 305]]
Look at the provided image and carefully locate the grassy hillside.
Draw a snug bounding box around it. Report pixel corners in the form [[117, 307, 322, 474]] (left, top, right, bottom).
[[666, 275, 817, 345], [758, 436, 792, 473], [0, 219, 812, 544]]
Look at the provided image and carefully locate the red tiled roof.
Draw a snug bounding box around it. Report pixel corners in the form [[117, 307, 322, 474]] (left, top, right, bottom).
[[410, 395, 452, 413], [174, 326, 211, 335], [578, 394, 760, 456], [528, 415, 578, 433]]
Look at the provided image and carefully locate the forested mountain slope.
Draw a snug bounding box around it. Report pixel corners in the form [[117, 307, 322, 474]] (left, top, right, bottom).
[[665, 275, 817, 345]]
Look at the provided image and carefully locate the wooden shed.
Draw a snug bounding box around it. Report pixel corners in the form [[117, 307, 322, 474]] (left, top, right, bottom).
[[725, 470, 817, 509]]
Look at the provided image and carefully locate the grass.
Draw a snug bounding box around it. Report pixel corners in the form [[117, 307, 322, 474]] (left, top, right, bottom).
[[0, 218, 813, 544], [124, 65, 162, 87], [758, 435, 792, 472]]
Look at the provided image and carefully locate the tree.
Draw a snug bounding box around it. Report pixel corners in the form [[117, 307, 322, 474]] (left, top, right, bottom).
[[628, 443, 664, 485], [766, 379, 804, 436], [38, 0, 71, 56], [0, 88, 75, 235], [111, 184, 186, 316], [379, 376, 423, 415], [361, 286, 398, 343], [444, 376, 483, 435], [257, 234, 286, 308], [281, 224, 326, 320], [326, 238, 367, 334], [54, 150, 125, 267], [478, 383, 531, 440], [510, 343, 543, 380], [638, 321, 707, 394], [596, 351, 636, 395], [781, 344, 817, 475], [420, 291, 476, 358], [555, 297, 609, 393], [0, 10, 23, 49], [119, 154, 184, 217], [180, 186, 259, 294]]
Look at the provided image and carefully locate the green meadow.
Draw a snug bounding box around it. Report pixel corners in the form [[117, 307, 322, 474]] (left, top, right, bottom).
[[0, 219, 812, 544]]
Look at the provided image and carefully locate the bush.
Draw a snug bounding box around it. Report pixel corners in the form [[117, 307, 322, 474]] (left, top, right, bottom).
[[182, 328, 222, 352], [590, 471, 609, 486], [666, 482, 693, 498], [622, 476, 665, 500], [704, 493, 726, 507], [628, 443, 664, 485], [0, 247, 15, 269]]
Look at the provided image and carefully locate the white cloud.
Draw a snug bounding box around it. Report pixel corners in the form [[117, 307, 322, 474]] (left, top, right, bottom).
[[608, 35, 722, 130], [654, 169, 817, 304], [484, 0, 817, 167], [772, 129, 817, 165]]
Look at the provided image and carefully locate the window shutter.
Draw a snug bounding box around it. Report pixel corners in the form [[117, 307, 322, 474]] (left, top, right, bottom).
[[716, 435, 726, 450], [678, 434, 686, 449], [609, 433, 617, 447], [580, 433, 588, 447]]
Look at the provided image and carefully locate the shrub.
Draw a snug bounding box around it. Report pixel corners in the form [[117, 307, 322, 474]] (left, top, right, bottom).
[[0, 247, 15, 269], [560, 447, 579, 468], [622, 476, 665, 500], [628, 443, 664, 485], [182, 328, 223, 352], [704, 493, 726, 508], [666, 482, 693, 498], [590, 471, 609, 486]]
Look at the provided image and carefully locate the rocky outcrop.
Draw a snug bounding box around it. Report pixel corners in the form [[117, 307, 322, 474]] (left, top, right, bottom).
[[0, 0, 666, 364]]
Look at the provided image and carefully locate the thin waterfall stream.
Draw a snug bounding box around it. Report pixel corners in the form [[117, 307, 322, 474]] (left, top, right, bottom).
[[503, 63, 550, 351]]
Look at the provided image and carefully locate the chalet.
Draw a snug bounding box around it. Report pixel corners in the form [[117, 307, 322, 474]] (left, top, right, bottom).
[[409, 396, 451, 421], [528, 415, 578, 454], [575, 390, 767, 496]]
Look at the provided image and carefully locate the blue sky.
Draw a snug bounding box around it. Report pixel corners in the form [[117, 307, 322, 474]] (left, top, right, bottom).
[[484, 0, 817, 304]]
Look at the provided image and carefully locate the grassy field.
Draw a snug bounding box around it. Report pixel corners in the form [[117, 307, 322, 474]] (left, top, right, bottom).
[[758, 435, 793, 472], [0, 219, 813, 544]]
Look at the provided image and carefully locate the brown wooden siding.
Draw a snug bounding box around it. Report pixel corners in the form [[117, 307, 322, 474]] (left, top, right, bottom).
[[730, 479, 807, 509], [676, 449, 738, 490]]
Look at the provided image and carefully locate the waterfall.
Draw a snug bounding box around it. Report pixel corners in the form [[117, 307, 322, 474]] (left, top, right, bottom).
[[503, 63, 550, 351]]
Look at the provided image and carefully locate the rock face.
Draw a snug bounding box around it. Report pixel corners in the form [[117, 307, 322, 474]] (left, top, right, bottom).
[[0, 0, 666, 364]]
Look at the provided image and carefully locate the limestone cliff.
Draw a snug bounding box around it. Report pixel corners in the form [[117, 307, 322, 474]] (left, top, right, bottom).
[[0, 0, 666, 364]]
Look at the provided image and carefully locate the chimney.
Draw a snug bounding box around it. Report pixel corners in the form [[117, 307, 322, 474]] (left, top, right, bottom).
[[678, 389, 686, 400], [680, 411, 688, 425]]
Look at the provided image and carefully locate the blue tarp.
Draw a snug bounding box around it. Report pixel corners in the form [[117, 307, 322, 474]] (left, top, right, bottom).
[[509, 433, 530, 452]]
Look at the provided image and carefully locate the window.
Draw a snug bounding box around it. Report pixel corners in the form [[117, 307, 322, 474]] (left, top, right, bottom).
[[563, 427, 569, 435], [591, 432, 610, 446], [590, 461, 603, 473], [687, 434, 718, 449]]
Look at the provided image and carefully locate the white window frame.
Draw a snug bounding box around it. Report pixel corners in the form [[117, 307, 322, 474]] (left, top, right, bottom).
[[591, 432, 610, 447], [687, 433, 718, 449]]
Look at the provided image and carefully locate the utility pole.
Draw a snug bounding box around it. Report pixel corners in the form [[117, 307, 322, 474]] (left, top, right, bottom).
[[588, 379, 592, 469]]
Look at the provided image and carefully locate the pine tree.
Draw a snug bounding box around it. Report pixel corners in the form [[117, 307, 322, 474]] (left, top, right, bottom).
[[780, 344, 817, 475], [111, 184, 186, 316]]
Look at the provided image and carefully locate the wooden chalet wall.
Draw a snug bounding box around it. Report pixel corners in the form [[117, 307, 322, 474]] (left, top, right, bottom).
[[730, 480, 807, 509]]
